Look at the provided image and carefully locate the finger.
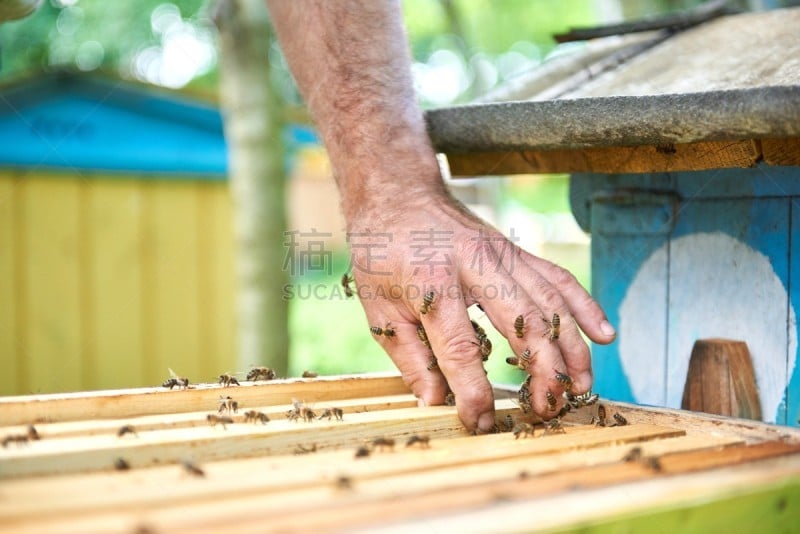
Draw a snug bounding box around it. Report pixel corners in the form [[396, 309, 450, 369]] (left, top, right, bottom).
[[462, 264, 570, 416], [523, 252, 616, 344], [419, 287, 495, 433], [364, 313, 448, 406]]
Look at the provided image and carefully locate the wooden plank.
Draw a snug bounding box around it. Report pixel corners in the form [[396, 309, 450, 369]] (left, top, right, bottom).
[[445, 139, 762, 177], [88, 178, 145, 390], [761, 137, 800, 166], [0, 175, 18, 395], [0, 423, 692, 528], [0, 373, 410, 426], [22, 176, 84, 393]]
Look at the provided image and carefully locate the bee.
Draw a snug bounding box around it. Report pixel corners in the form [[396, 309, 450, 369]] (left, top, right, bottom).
[[512, 422, 534, 439], [207, 414, 234, 428], [335, 476, 353, 490], [426, 356, 439, 371], [405, 435, 431, 448], [503, 414, 515, 431], [117, 425, 138, 438], [181, 458, 205, 477], [27, 425, 40, 441], [471, 320, 486, 339], [301, 407, 316, 422], [594, 404, 608, 427], [244, 410, 269, 424], [369, 322, 396, 339], [622, 446, 643, 463], [285, 408, 300, 422], [302, 370, 318, 378], [566, 390, 599, 409], [246, 366, 276, 381], [162, 368, 190, 390], [1, 434, 29, 447], [554, 369, 573, 392], [294, 444, 318, 455], [542, 313, 560, 341], [518, 376, 532, 414], [514, 315, 525, 338], [444, 391, 456, 406], [114, 457, 130, 471], [475, 335, 492, 361], [612, 413, 628, 426], [354, 445, 371, 458], [416, 325, 431, 349], [217, 396, 239, 414], [544, 418, 566, 435], [508, 348, 533, 370], [420, 291, 435, 315], [317, 407, 344, 421], [217, 374, 240, 387], [545, 390, 558, 412], [644, 456, 663, 472], [505, 356, 520, 367], [371, 437, 395, 452], [341, 272, 355, 298]]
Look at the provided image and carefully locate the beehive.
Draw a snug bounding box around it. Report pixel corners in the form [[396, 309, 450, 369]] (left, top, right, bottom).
[[1, 373, 799, 533]]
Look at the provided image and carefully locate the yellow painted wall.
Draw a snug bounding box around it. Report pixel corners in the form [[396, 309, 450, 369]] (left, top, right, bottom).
[[0, 171, 235, 395]]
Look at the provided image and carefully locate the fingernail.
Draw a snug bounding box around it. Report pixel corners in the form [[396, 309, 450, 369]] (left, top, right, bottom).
[[600, 320, 616, 337], [477, 412, 495, 433], [417, 397, 427, 408]]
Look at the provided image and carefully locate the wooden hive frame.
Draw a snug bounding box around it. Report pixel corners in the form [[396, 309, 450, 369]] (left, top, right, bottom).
[[1, 372, 799, 533]]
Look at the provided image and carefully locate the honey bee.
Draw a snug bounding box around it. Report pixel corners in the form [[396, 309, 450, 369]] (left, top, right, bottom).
[[554, 369, 573, 392], [317, 407, 344, 421], [503, 414, 515, 431], [162, 368, 190, 390], [207, 414, 234, 428], [416, 325, 431, 349], [354, 445, 371, 458], [302, 370, 318, 378], [341, 272, 355, 298], [612, 413, 628, 426], [544, 418, 566, 435], [512, 422, 534, 439], [217, 395, 239, 414], [1, 434, 29, 447], [514, 315, 525, 338], [471, 320, 486, 338], [593, 404, 608, 427], [335, 475, 353, 490], [27, 425, 40, 441], [545, 390, 558, 412], [426, 356, 439, 371], [420, 291, 435, 315], [518, 376, 532, 414], [285, 408, 300, 422], [294, 444, 318, 455], [181, 458, 205, 477], [444, 391, 456, 406], [542, 313, 560, 341], [475, 335, 492, 361], [371, 437, 395, 452], [644, 456, 663, 472], [405, 435, 431, 448], [117, 425, 138, 438], [508, 348, 533, 370], [302, 407, 316, 422], [114, 457, 130, 471], [369, 322, 396, 339], [244, 410, 269, 424], [622, 446, 643, 463], [217, 374, 240, 387], [565, 390, 600, 410], [505, 356, 520, 367], [246, 366, 276, 381]]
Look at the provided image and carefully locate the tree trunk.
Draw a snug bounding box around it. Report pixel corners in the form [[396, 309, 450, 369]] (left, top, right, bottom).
[[211, 0, 289, 375]]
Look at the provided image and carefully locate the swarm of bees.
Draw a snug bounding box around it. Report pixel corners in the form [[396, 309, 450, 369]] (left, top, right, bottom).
[[218, 374, 240, 387], [420, 291, 436, 315], [1, 425, 40, 448], [370, 322, 396, 339], [247, 366, 276, 381], [206, 414, 234, 429], [162, 368, 190, 390], [243, 410, 270, 424]]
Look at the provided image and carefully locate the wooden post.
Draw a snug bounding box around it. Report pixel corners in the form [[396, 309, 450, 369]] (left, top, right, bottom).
[[681, 338, 762, 420]]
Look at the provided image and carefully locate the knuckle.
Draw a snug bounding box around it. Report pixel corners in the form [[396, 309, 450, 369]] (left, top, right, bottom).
[[439, 333, 482, 366], [537, 284, 565, 310], [550, 264, 578, 292]]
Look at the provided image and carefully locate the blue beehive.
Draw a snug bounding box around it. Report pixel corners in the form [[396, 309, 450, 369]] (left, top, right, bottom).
[[427, 7, 800, 426]]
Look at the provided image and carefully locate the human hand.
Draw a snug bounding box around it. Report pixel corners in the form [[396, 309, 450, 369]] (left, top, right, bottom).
[[347, 186, 616, 434]]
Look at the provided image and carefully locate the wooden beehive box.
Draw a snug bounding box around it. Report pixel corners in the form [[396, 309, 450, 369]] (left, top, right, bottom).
[[1, 373, 799, 533]]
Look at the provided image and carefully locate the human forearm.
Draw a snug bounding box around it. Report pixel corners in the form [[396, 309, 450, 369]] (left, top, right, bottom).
[[266, 0, 445, 222]]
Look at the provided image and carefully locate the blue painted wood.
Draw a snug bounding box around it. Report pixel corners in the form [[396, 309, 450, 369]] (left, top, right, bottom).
[[0, 73, 319, 177], [788, 204, 800, 427]]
